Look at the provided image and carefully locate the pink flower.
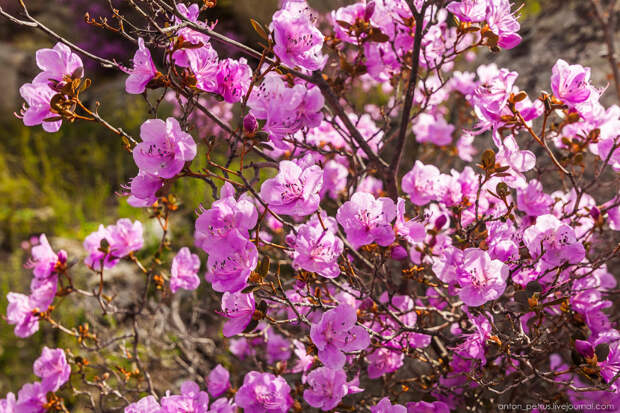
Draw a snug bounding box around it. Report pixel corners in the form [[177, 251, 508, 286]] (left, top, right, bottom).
[[33, 42, 83, 84], [15, 382, 47, 413], [160, 381, 209, 413], [125, 38, 158, 95], [486, 0, 522, 49], [229, 338, 255, 360], [260, 160, 323, 216], [288, 217, 343, 278], [608, 203, 620, 231], [336, 192, 396, 249], [133, 118, 197, 179], [248, 72, 324, 146], [83, 224, 114, 269], [172, 4, 212, 68], [413, 113, 454, 146], [446, 0, 487, 23], [290, 339, 315, 374], [599, 341, 620, 384], [234, 371, 293, 413], [303, 367, 348, 411], [124, 395, 162, 413], [368, 292, 430, 352], [310, 303, 370, 369], [267, 332, 292, 364], [208, 398, 237, 413], [30, 276, 58, 311], [18, 82, 61, 132], [357, 175, 383, 197], [456, 248, 509, 307], [214, 58, 252, 103], [331, 2, 367, 43], [84, 219, 144, 270], [33, 347, 71, 393], [371, 397, 407, 413], [367, 347, 404, 379], [206, 239, 258, 293], [395, 198, 426, 245], [551, 59, 592, 107], [105, 219, 144, 259], [170, 247, 201, 293], [494, 134, 536, 188], [26, 234, 65, 279], [221, 292, 255, 337], [271, 1, 327, 71], [6, 293, 40, 338], [320, 160, 348, 200], [471, 68, 518, 124], [405, 400, 450, 413], [522, 214, 586, 265], [195, 182, 258, 258], [402, 161, 442, 206], [187, 44, 220, 93], [207, 365, 230, 398], [516, 179, 552, 216], [126, 170, 164, 208], [0, 393, 16, 412], [454, 312, 492, 363]]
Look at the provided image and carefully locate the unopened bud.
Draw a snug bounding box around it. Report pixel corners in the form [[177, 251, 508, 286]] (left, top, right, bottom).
[[57, 250, 68, 265], [243, 113, 257, 136], [364, 1, 376, 20], [590, 206, 600, 220], [391, 245, 408, 261], [434, 214, 447, 229]]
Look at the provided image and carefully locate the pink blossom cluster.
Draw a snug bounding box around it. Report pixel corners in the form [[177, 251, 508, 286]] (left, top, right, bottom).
[[18, 42, 83, 132], [125, 5, 252, 103], [5, 0, 620, 411], [6, 234, 66, 338], [0, 347, 70, 412], [83, 218, 144, 270]]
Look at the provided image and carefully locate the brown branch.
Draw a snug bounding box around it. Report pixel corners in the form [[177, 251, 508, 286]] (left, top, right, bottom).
[[386, 3, 428, 199], [1, 1, 120, 69]]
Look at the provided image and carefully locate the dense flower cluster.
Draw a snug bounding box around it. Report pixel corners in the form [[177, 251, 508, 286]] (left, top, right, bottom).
[[18, 42, 83, 132], [0, 347, 70, 412], [3, 0, 620, 411]]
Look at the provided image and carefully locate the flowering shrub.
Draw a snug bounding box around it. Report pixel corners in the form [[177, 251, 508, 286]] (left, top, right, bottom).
[[1, 0, 620, 412]]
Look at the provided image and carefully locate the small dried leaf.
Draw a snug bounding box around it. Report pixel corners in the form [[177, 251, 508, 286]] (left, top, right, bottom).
[[526, 281, 543, 294], [481, 149, 496, 168], [241, 285, 261, 294], [43, 116, 63, 122], [250, 19, 269, 40], [258, 256, 270, 277], [336, 20, 352, 29], [496, 182, 510, 198], [513, 91, 528, 102], [595, 343, 610, 361], [366, 29, 390, 43], [515, 290, 530, 305], [243, 318, 259, 334]]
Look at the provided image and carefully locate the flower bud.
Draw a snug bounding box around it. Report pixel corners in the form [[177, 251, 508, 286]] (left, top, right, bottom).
[[243, 113, 258, 136], [391, 245, 408, 261], [434, 214, 447, 230], [364, 1, 376, 20], [589, 206, 600, 220], [57, 250, 68, 265]]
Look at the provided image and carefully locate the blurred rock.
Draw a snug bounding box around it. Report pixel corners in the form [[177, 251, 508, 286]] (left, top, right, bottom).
[[489, 0, 620, 106], [0, 43, 29, 114]]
